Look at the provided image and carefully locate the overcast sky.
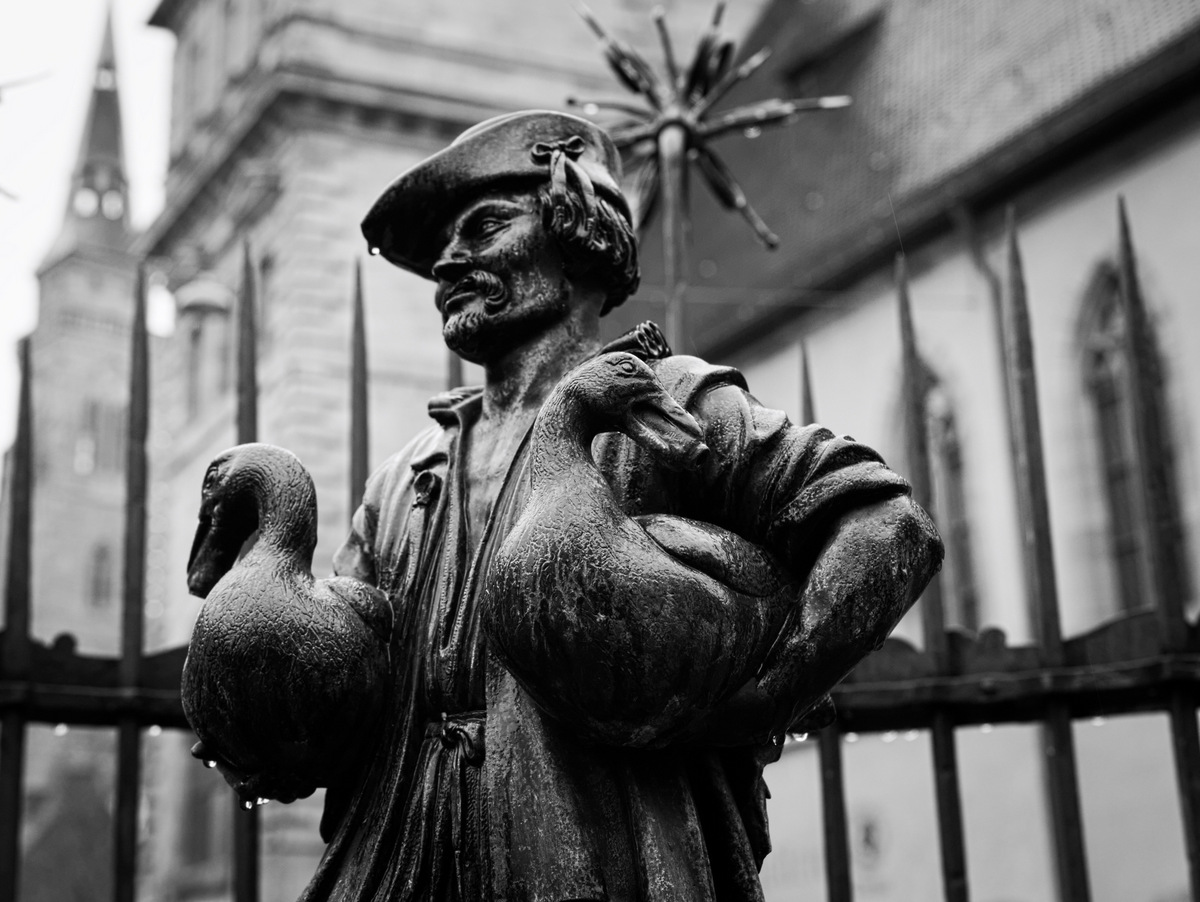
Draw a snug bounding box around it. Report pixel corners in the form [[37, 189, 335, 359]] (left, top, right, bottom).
[[0, 0, 172, 448]]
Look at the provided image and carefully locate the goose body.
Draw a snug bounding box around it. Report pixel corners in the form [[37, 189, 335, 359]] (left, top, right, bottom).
[[484, 353, 798, 747], [182, 443, 392, 804]]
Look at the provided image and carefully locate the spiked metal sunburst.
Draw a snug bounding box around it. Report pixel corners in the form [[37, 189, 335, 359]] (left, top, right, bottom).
[[570, 2, 851, 346]]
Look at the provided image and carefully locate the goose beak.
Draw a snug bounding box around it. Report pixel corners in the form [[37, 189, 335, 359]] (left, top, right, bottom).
[[187, 507, 227, 598], [623, 392, 709, 471], [187, 497, 258, 598]]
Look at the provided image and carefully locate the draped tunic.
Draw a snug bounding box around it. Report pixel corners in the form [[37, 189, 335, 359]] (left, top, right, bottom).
[[299, 346, 910, 902]]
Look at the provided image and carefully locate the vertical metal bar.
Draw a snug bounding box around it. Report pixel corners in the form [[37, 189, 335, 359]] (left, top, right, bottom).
[[799, 340, 815, 425], [350, 259, 369, 515], [0, 336, 33, 902], [897, 254, 969, 902], [1168, 693, 1200, 900], [659, 122, 689, 351], [237, 240, 259, 447], [818, 727, 853, 902], [234, 239, 260, 902], [800, 361, 853, 901], [1117, 198, 1200, 895], [114, 267, 150, 902], [1002, 210, 1090, 901]]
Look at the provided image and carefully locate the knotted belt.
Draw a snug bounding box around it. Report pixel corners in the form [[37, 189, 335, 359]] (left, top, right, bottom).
[[425, 711, 486, 897]]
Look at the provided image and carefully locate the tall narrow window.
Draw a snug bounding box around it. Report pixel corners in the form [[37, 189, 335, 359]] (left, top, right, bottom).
[[89, 543, 113, 609], [186, 321, 204, 418], [925, 384, 979, 631], [1080, 260, 1188, 614]]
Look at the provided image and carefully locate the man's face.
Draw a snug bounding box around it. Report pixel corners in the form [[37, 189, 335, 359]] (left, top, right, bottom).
[[431, 188, 570, 365]]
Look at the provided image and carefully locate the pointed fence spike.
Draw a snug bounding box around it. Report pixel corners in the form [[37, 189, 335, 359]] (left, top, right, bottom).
[[0, 333, 33, 902], [1005, 208, 1091, 900], [237, 240, 258, 444], [1115, 196, 1187, 647], [896, 253, 947, 660], [1001, 207, 1064, 657], [350, 259, 369, 516], [2, 336, 32, 668]]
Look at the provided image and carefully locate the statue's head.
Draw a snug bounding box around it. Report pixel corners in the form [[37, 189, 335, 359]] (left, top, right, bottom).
[[361, 111, 639, 362]]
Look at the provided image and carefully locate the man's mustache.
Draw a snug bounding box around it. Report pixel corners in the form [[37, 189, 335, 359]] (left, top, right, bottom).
[[439, 270, 509, 313]]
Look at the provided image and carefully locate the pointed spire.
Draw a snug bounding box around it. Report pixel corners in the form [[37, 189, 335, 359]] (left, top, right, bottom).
[[42, 5, 130, 270]]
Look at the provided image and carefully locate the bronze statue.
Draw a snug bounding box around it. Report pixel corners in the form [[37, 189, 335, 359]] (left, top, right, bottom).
[[184, 110, 942, 901]]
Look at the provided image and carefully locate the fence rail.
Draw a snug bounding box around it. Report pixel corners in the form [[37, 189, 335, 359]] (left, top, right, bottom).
[[1, 199, 1198, 901]]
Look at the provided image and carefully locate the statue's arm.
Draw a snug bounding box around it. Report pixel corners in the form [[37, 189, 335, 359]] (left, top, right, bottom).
[[675, 379, 942, 745], [681, 493, 941, 745]]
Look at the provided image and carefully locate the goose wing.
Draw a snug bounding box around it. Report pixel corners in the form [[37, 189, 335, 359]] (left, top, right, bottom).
[[325, 576, 394, 645], [635, 513, 793, 599]]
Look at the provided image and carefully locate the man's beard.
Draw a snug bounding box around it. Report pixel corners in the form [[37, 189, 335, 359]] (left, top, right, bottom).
[[442, 270, 569, 364]]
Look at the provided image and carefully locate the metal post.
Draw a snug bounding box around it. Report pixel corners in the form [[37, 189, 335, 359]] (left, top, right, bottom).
[[114, 267, 150, 902], [1002, 210, 1090, 902], [0, 336, 33, 902], [897, 254, 969, 902], [350, 260, 369, 516], [234, 240, 260, 902]]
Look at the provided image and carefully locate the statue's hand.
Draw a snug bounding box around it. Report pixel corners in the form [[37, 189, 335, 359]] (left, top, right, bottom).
[[190, 741, 318, 806]]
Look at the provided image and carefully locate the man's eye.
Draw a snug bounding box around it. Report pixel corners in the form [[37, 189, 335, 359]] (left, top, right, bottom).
[[475, 217, 505, 237]]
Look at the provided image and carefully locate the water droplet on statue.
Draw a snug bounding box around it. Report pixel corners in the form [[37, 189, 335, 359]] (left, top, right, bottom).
[[242, 799, 254, 810], [204, 759, 217, 768], [743, 126, 762, 139], [369, 246, 381, 256], [256, 797, 268, 806]]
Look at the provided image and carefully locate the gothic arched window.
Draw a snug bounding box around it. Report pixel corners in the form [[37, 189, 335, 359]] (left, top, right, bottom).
[[89, 543, 113, 609], [1080, 260, 1188, 615], [907, 359, 979, 631]]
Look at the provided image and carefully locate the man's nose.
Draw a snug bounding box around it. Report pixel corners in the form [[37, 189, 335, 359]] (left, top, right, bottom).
[[431, 243, 473, 284]]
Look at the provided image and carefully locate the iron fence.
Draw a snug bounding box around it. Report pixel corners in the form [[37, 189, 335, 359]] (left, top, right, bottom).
[[0, 199, 1197, 901]]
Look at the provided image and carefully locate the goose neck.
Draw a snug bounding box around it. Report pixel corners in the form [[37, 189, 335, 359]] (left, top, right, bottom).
[[231, 451, 318, 567]]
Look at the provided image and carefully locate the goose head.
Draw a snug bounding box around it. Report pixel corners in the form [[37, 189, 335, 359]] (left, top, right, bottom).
[[186, 443, 317, 598], [559, 352, 709, 470]]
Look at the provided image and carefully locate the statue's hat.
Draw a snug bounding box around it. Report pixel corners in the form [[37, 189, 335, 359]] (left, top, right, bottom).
[[361, 110, 631, 278]]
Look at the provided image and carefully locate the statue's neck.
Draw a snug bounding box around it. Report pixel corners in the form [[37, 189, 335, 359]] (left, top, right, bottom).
[[479, 312, 602, 424]]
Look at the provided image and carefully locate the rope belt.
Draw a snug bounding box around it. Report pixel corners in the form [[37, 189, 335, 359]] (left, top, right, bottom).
[[425, 710, 486, 765]]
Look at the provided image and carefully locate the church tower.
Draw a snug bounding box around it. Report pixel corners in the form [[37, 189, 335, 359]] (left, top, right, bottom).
[[30, 9, 137, 653], [16, 11, 138, 901]]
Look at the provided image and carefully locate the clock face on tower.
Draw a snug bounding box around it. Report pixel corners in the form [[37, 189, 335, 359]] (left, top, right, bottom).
[[73, 187, 99, 217], [102, 190, 125, 220]]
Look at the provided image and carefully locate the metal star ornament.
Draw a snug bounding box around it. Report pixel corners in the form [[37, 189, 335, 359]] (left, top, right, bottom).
[[570, 2, 851, 347]]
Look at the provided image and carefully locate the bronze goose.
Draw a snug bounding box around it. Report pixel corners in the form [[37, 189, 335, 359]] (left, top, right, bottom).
[[183, 443, 392, 806], [485, 352, 798, 747]]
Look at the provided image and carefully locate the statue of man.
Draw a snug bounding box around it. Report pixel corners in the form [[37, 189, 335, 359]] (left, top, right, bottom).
[[294, 110, 940, 901]]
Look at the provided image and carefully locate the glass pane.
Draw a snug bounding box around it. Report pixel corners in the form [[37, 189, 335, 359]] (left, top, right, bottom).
[[143, 728, 232, 899], [261, 796, 326, 900], [958, 723, 1056, 902], [20, 724, 115, 901], [842, 728, 942, 898], [761, 738, 826, 900], [1076, 713, 1188, 902]]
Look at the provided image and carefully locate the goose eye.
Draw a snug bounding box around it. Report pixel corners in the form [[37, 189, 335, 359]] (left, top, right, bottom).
[[612, 358, 640, 377]]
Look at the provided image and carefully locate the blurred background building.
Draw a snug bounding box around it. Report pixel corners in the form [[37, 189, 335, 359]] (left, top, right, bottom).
[[3, 1, 1200, 901]]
